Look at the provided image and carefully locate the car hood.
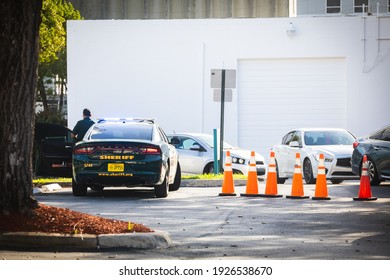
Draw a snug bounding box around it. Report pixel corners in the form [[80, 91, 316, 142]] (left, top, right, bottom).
[[307, 145, 353, 158], [227, 149, 265, 161]]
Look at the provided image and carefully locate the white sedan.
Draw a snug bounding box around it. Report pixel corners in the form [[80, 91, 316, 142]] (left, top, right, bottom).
[[167, 133, 266, 177], [271, 128, 359, 184]]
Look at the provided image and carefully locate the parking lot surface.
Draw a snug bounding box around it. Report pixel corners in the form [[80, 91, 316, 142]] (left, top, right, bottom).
[[1, 180, 389, 260]]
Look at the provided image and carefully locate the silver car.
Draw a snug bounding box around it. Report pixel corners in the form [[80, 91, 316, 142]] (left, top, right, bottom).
[[272, 128, 359, 184], [167, 133, 266, 177]]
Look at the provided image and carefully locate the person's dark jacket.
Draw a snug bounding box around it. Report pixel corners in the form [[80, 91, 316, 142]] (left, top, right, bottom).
[[72, 117, 94, 142]]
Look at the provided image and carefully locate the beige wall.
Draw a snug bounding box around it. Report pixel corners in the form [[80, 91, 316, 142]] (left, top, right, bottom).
[[69, 0, 289, 19]]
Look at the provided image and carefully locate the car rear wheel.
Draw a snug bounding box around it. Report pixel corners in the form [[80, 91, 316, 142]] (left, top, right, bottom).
[[303, 158, 316, 184], [365, 158, 381, 186], [169, 163, 181, 191], [72, 178, 87, 196], [155, 169, 169, 198]]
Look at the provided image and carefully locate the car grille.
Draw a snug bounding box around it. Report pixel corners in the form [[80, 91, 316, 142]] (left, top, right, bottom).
[[332, 171, 355, 176], [336, 157, 351, 167], [256, 170, 266, 176]]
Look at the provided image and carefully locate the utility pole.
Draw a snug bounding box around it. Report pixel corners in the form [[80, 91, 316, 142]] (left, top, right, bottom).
[[210, 68, 236, 173], [219, 69, 226, 172]]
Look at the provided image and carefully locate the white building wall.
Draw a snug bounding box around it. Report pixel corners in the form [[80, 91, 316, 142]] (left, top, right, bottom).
[[67, 16, 390, 158]]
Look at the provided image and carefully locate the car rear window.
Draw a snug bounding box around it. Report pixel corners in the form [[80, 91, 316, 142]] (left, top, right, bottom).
[[89, 123, 153, 140], [369, 126, 390, 141]]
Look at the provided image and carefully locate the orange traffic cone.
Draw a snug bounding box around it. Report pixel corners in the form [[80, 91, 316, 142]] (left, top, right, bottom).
[[241, 151, 262, 197], [286, 153, 309, 199], [353, 155, 377, 201], [260, 151, 282, 198], [312, 154, 330, 200], [219, 151, 236, 196]]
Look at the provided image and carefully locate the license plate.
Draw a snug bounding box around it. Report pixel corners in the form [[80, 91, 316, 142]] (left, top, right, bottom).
[[108, 163, 124, 172]]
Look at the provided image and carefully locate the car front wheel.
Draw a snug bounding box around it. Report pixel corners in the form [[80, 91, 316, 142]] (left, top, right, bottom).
[[203, 162, 214, 174], [303, 158, 316, 184]]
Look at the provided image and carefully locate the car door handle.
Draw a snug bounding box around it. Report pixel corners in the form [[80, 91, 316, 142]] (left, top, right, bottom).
[[373, 146, 380, 150], [65, 146, 73, 149]]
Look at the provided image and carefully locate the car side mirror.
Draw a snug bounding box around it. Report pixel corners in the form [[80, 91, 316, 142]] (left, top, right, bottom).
[[170, 138, 180, 145], [190, 144, 205, 152], [289, 141, 300, 148]]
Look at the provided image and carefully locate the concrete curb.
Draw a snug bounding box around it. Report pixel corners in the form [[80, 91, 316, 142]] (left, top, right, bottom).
[[98, 230, 172, 249], [0, 230, 172, 250]]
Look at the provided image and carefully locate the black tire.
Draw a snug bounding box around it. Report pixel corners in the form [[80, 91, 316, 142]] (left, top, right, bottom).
[[203, 162, 214, 174], [303, 158, 316, 184], [72, 178, 87, 196], [330, 179, 343, 184], [155, 169, 169, 198], [365, 158, 381, 186], [276, 160, 286, 184], [169, 162, 181, 191]]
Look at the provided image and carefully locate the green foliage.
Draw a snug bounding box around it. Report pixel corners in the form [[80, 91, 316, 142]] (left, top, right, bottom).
[[37, 0, 82, 117], [39, 0, 81, 79], [35, 110, 67, 126], [33, 177, 71, 185], [39, 0, 82, 64]]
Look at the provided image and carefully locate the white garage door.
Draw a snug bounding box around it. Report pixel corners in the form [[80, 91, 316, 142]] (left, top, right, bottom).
[[237, 57, 346, 160]]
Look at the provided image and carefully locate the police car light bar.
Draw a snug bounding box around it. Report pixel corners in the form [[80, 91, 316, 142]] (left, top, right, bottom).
[[97, 118, 156, 124]]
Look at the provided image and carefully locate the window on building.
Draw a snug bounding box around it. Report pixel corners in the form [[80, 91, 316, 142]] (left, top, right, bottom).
[[326, 0, 341, 14], [354, 0, 369, 13], [388, 0, 390, 13]]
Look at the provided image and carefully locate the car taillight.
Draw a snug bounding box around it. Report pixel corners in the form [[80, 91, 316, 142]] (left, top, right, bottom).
[[74, 146, 95, 155], [140, 147, 160, 155], [352, 141, 359, 149]]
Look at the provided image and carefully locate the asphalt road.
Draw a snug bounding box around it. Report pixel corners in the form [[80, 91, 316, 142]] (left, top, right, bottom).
[[1, 180, 389, 260]]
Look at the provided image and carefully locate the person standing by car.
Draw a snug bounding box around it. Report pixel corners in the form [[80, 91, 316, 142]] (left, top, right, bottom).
[[71, 108, 94, 142]]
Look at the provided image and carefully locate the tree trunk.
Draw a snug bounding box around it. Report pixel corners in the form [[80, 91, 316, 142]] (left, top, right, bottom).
[[59, 78, 65, 113], [38, 76, 49, 112], [0, 0, 43, 214]]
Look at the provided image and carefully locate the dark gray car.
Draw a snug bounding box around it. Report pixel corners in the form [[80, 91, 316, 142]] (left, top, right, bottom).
[[351, 125, 390, 185]]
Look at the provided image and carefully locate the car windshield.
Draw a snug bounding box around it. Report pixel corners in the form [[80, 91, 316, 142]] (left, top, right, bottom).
[[304, 130, 355, 146], [89, 124, 153, 140], [196, 134, 236, 149]]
